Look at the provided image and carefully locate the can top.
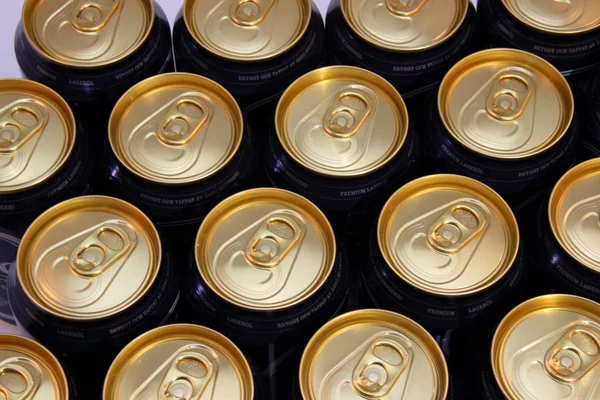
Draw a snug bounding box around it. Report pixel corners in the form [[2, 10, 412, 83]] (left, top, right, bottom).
[[183, 0, 311, 62], [502, 0, 600, 35], [195, 188, 336, 311], [22, 0, 154, 69], [300, 309, 448, 400], [340, 0, 468, 52], [276, 66, 409, 178], [378, 174, 519, 297], [103, 324, 254, 400], [109, 73, 243, 185], [438, 49, 574, 160], [17, 196, 162, 320], [549, 158, 600, 275], [493, 294, 600, 399], [0, 335, 69, 399], [0, 79, 76, 194]]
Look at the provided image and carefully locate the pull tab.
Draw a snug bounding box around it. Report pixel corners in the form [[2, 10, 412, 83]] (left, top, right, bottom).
[[0, 101, 48, 154], [486, 68, 535, 122], [70, 0, 121, 32], [245, 215, 302, 268], [69, 223, 131, 277], [386, 0, 429, 16], [352, 338, 411, 398], [427, 202, 489, 254], [156, 97, 209, 146], [0, 358, 41, 400], [322, 88, 373, 139], [230, 0, 276, 26], [545, 325, 600, 383]]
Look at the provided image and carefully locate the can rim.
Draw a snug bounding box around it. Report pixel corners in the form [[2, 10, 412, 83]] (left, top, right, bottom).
[[16, 195, 162, 321], [0, 79, 77, 194], [21, 0, 155, 69], [194, 187, 337, 311], [299, 309, 449, 400], [275, 65, 409, 178], [182, 0, 312, 63], [377, 174, 520, 297], [491, 294, 600, 399], [437, 48, 574, 160], [103, 323, 254, 399], [108, 72, 244, 186]]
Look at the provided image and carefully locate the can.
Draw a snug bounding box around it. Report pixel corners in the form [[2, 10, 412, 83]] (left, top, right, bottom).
[[472, 294, 600, 399], [0, 79, 94, 234], [296, 309, 449, 400], [425, 48, 579, 207], [103, 324, 255, 399], [172, 0, 325, 107], [325, 0, 481, 97], [0, 334, 71, 399], [583, 70, 600, 160], [106, 73, 261, 233], [0, 229, 19, 335]]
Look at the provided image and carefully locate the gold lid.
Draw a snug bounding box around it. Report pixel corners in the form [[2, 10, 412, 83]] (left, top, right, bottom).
[[183, 0, 311, 62], [300, 309, 449, 399], [21, 0, 154, 69], [378, 174, 520, 297], [340, 0, 469, 52], [17, 196, 162, 321], [493, 294, 600, 399], [549, 158, 600, 275], [438, 49, 574, 160], [0, 335, 69, 399], [0, 79, 76, 194], [109, 73, 243, 185], [502, 0, 600, 35], [195, 188, 336, 311], [103, 324, 254, 400], [276, 66, 409, 178]]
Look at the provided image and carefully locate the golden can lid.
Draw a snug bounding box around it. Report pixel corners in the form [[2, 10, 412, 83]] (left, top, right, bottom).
[[109, 73, 243, 185], [0, 335, 69, 399], [492, 294, 600, 399], [276, 66, 409, 178], [300, 309, 448, 399], [17, 196, 162, 320], [502, 0, 600, 35], [195, 188, 336, 311], [21, 0, 154, 68], [438, 49, 574, 160], [549, 158, 600, 274], [340, 0, 469, 52], [183, 0, 311, 62], [103, 324, 254, 400], [378, 174, 520, 297], [0, 79, 76, 194]]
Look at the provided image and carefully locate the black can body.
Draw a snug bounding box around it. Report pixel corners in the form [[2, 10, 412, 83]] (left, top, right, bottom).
[[325, 0, 481, 98], [172, 3, 325, 107], [583, 70, 600, 160], [0, 229, 19, 333]]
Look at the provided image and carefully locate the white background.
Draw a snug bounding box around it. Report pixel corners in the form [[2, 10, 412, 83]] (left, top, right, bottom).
[[0, 0, 478, 78]]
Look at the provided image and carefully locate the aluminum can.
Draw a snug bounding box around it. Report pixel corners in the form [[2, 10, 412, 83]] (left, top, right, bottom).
[[425, 48, 579, 207], [0, 79, 94, 234], [103, 324, 256, 400], [471, 294, 600, 399], [583, 71, 600, 160], [0, 229, 19, 335], [325, 0, 481, 97], [172, 0, 325, 107]]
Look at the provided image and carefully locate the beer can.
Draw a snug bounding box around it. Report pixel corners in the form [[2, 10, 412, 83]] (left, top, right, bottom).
[[296, 309, 449, 399], [0, 79, 94, 234], [425, 48, 579, 207], [583, 71, 600, 160], [325, 0, 481, 97], [0, 334, 71, 399], [172, 0, 325, 107], [103, 324, 255, 399], [472, 294, 600, 399], [528, 158, 600, 303], [0, 229, 19, 335], [106, 73, 260, 234]]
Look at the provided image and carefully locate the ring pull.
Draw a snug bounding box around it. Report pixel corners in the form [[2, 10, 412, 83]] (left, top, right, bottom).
[[322, 88, 374, 139], [70, 0, 122, 32], [485, 68, 535, 122], [545, 325, 600, 383], [244, 215, 303, 269], [386, 0, 429, 16], [230, 0, 276, 26], [0, 101, 48, 154], [0, 358, 41, 400], [157, 97, 210, 146]]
